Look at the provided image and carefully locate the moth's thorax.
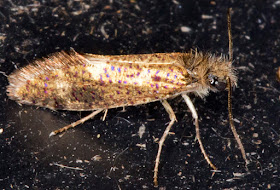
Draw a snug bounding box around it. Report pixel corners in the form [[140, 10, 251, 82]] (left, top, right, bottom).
[[7, 50, 237, 111]]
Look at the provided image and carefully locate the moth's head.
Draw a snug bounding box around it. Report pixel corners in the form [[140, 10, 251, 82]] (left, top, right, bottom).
[[206, 56, 237, 92], [186, 52, 237, 97]]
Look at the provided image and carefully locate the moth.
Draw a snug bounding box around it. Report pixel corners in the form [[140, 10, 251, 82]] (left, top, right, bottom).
[[6, 9, 248, 186]]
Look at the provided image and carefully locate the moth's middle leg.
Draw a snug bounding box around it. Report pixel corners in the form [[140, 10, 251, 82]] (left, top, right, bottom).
[[153, 99, 177, 187]]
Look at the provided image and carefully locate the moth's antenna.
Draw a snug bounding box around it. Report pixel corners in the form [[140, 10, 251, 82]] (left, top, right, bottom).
[[227, 8, 249, 166], [227, 8, 233, 63]]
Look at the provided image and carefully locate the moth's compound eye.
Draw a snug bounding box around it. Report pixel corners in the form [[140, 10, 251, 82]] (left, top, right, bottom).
[[208, 74, 218, 85], [208, 74, 226, 91], [209, 78, 215, 85], [215, 81, 227, 91]]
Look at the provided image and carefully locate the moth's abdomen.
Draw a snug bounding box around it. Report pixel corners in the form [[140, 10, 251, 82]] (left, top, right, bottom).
[[7, 51, 192, 111]]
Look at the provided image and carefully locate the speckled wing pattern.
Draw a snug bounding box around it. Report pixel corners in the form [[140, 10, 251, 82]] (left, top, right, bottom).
[[7, 50, 195, 111]]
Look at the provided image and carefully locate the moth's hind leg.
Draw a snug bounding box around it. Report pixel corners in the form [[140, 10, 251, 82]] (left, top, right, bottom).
[[181, 94, 217, 170], [154, 99, 177, 187], [49, 109, 104, 136]]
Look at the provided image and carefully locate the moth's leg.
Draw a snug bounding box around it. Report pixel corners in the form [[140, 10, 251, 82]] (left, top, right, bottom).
[[102, 109, 108, 121], [154, 99, 177, 187], [181, 94, 217, 170], [49, 109, 104, 136]]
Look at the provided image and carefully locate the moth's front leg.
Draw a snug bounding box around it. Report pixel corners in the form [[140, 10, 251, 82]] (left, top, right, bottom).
[[181, 93, 217, 170]]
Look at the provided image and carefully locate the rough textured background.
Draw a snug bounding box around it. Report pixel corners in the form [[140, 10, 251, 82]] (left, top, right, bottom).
[[0, 0, 279, 189]]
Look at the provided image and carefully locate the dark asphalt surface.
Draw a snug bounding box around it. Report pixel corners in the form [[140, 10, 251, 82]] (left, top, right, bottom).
[[0, 1, 279, 189]]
